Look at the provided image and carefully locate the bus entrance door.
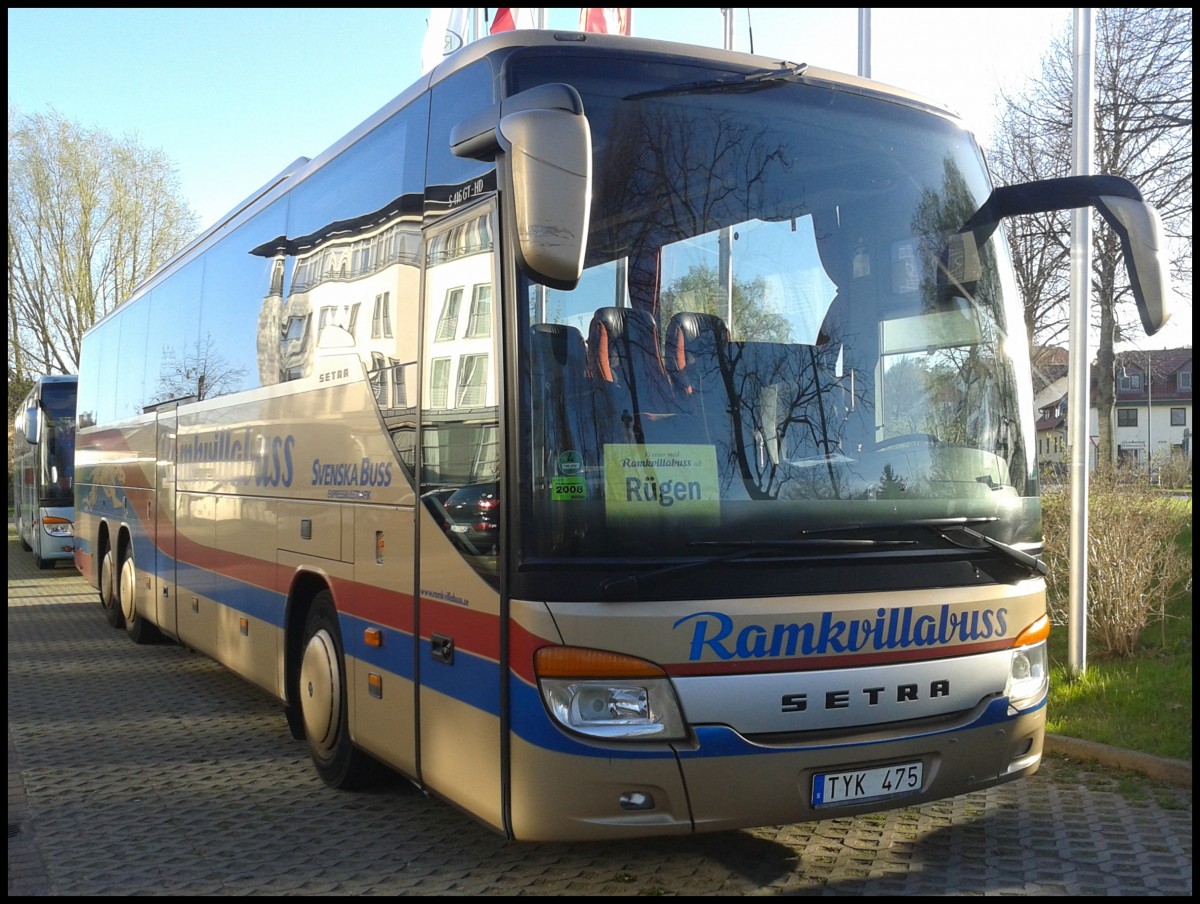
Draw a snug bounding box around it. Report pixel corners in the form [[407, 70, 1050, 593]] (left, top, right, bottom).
[[414, 203, 506, 833]]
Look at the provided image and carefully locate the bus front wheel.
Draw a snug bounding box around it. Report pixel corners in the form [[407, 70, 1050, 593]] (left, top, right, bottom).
[[299, 591, 381, 790], [118, 544, 160, 644], [100, 545, 124, 628]]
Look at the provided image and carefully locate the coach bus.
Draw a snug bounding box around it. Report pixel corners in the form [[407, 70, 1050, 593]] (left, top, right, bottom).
[[13, 374, 78, 569], [73, 30, 1172, 841]]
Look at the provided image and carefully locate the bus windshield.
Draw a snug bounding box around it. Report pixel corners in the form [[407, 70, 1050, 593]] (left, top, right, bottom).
[[516, 55, 1037, 570]]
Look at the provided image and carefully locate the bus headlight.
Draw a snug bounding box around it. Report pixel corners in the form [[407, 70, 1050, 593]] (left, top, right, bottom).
[[42, 516, 73, 538], [1006, 615, 1050, 711], [535, 647, 687, 741]]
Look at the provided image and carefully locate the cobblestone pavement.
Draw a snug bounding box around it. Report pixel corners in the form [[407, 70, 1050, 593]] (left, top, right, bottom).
[[8, 539, 1192, 896]]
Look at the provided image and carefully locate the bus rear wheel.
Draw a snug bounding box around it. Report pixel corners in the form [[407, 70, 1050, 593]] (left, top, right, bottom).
[[118, 545, 160, 644], [298, 591, 381, 790], [100, 546, 124, 628]]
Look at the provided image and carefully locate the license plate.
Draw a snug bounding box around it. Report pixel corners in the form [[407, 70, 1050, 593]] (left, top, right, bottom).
[[811, 761, 923, 807], [450, 524, 469, 533]]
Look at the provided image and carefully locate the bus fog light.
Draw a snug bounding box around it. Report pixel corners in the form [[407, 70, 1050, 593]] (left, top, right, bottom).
[[619, 791, 656, 811]]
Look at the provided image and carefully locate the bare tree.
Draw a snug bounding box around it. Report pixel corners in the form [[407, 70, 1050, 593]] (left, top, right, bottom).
[[988, 8, 1192, 472], [8, 106, 199, 386]]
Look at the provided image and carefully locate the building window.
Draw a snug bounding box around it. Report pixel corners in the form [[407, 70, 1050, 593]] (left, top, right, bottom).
[[391, 357, 408, 408], [1171, 408, 1186, 426], [429, 358, 451, 408], [435, 288, 463, 341], [1118, 373, 1143, 392], [318, 306, 336, 336], [465, 284, 492, 338], [369, 352, 387, 404], [372, 292, 392, 338], [471, 424, 500, 482], [1117, 408, 1138, 427], [1180, 371, 1192, 391], [456, 353, 488, 407]]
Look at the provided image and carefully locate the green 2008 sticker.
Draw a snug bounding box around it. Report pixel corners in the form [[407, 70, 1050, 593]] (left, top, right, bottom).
[[551, 476, 586, 500]]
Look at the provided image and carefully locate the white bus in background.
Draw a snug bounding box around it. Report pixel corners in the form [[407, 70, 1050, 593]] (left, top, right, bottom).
[[13, 375, 78, 569]]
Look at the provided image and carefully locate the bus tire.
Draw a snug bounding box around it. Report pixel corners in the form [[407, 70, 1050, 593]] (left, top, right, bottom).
[[119, 544, 160, 644], [36, 554, 55, 570], [19, 526, 32, 552], [299, 590, 381, 790], [100, 545, 124, 628]]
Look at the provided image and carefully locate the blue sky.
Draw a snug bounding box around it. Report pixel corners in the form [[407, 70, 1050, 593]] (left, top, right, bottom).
[[8, 8, 1187, 348]]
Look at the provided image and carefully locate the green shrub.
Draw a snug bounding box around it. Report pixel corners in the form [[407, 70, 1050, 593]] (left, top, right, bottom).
[[1041, 475, 1192, 657], [1155, 449, 1193, 490]]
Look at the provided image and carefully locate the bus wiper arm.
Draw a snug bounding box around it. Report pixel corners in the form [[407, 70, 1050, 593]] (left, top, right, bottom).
[[800, 517, 1000, 535], [599, 537, 914, 597], [800, 517, 1046, 576], [937, 526, 1049, 576], [625, 62, 808, 100]]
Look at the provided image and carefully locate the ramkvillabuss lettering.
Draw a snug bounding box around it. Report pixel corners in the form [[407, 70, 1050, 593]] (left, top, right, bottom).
[[174, 429, 295, 488], [177, 428, 254, 465], [675, 606, 1009, 661]]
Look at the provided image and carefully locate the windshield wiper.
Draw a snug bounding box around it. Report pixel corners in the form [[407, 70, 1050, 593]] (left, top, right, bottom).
[[935, 525, 1049, 576], [800, 517, 1048, 576], [599, 536, 914, 597], [625, 62, 808, 100]]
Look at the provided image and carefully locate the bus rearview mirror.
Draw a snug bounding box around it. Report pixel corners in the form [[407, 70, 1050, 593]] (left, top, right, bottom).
[[498, 107, 592, 290]]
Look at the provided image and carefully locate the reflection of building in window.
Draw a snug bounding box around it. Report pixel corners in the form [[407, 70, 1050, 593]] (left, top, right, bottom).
[[419, 211, 498, 492], [457, 354, 489, 407], [427, 216, 492, 265], [436, 288, 463, 341], [430, 357, 451, 408], [466, 284, 492, 338], [253, 194, 422, 385]]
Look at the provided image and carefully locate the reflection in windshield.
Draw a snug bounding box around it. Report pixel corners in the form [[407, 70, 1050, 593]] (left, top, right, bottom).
[[519, 57, 1037, 563]]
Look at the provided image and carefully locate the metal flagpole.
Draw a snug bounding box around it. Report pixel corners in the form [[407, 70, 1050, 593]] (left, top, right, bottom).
[[1067, 7, 1094, 677]]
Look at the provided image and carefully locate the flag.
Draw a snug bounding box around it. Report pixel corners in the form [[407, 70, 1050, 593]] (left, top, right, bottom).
[[578, 8, 632, 36], [422, 8, 472, 74], [490, 8, 538, 33]]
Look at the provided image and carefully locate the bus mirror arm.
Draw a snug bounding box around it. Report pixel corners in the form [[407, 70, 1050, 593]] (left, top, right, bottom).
[[959, 175, 1174, 337], [451, 83, 586, 160]]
